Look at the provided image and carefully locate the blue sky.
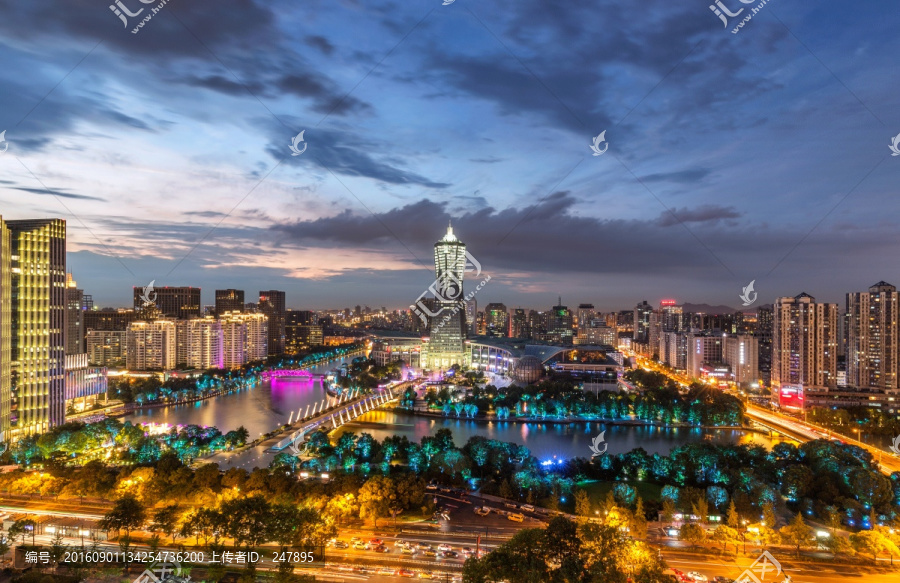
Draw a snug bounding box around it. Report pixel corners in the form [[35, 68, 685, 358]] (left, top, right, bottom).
[[1, 0, 898, 311]]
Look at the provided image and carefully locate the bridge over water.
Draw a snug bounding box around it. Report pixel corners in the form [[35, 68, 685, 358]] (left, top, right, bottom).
[[269, 384, 404, 452]]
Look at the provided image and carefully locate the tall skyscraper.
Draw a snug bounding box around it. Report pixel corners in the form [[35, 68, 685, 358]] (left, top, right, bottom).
[[772, 293, 838, 390], [659, 300, 683, 333], [65, 273, 85, 355], [259, 290, 286, 355], [756, 306, 774, 386], [548, 299, 574, 344], [215, 289, 245, 315], [424, 225, 467, 369], [724, 335, 759, 386], [577, 304, 595, 332], [511, 308, 528, 338], [846, 281, 899, 390], [4, 219, 67, 436], [484, 303, 509, 337], [0, 219, 11, 440], [633, 301, 653, 344], [133, 286, 201, 320]]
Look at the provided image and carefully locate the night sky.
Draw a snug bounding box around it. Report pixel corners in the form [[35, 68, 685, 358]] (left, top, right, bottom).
[[1, 0, 898, 311]]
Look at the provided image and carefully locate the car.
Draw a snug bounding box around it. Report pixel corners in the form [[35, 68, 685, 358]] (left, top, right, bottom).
[[417, 542, 433, 550], [333, 541, 349, 549], [504, 503, 518, 509], [461, 546, 473, 554], [401, 547, 416, 555], [373, 545, 390, 553], [418, 572, 435, 579], [398, 569, 416, 578], [508, 513, 525, 522], [440, 551, 458, 559], [370, 537, 383, 545], [395, 539, 409, 547], [422, 549, 437, 557], [474, 507, 490, 516], [687, 573, 708, 582], [350, 536, 362, 542], [440, 487, 452, 493], [438, 544, 452, 552], [425, 484, 438, 490], [521, 504, 535, 512], [353, 541, 369, 550]]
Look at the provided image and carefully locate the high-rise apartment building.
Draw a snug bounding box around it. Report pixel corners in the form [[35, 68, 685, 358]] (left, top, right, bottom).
[[548, 299, 574, 345], [724, 335, 759, 386], [772, 293, 838, 390], [659, 300, 683, 333], [424, 225, 468, 369], [756, 307, 774, 386], [259, 290, 286, 355], [126, 320, 177, 370], [577, 304, 595, 332], [846, 281, 899, 390], [633, 301, 653, 344], [179, 318, 224, 369], [511, 308, 528, 339], [464, 299, 478, 336], [484, 303, 509, 337], [87, 330, 126, 367], [3, 219, 67, 437], [215, 289, 245, 316], [65, 273, 85, 355], [221, 312, 268, 368], [133, 286, 201, 320]]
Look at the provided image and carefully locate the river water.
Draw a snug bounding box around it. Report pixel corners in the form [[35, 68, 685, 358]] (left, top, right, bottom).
[[126, 354, 779, 462]]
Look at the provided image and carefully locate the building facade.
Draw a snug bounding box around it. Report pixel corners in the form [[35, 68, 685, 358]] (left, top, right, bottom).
[[423, 225, 468, 369], [87, 330, 126, 367], [221, 312, 268, 368], [64, 353, 107, 413], [65, 274, 85, 355], [133, 286, 201, 320], [772, 293, 838, 391], [215, 289, 245, 315], [846, 282, 898, 391], [5, 219, 67, 437], [484, 303, 509, 337], [126, 320, 177, 370], [259, 290, 286, 356], [724, 335, 759, 386]]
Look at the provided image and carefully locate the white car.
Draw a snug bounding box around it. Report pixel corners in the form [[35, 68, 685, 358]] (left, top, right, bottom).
[[438, 544, 452, 552], [687, 573, 708, 582]]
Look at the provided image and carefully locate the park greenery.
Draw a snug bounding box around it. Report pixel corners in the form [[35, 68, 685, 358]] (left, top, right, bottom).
[[462, 515, 668, 583], [418, 377, 744, 426], [3, 418, 250, 466]]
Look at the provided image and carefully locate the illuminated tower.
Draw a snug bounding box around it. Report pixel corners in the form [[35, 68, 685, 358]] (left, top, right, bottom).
[[425, 224, 468, 369], [6, 219, 67, 436]]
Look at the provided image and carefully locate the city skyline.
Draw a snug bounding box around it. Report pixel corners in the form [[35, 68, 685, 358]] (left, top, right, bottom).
[[0, 0, 898, 309]]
